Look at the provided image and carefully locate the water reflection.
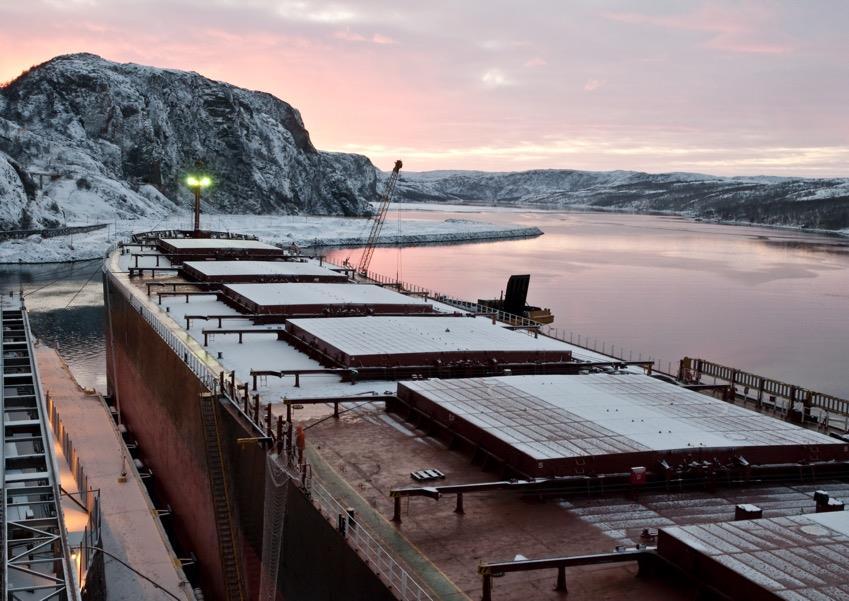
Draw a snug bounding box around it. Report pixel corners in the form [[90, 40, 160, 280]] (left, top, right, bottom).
[[0, 260, 105, 391], [3, 211, 847, 399], [328, 211, 849, 398]]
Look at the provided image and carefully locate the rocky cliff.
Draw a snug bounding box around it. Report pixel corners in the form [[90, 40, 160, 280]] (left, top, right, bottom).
[[0, 53, 378, 229]]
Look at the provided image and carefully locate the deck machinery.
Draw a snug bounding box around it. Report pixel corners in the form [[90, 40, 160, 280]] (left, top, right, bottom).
[[478, 274, 554, 324]]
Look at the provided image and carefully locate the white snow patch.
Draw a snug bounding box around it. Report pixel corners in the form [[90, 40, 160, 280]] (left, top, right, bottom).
[[1, 213, 541, 264], [225, 282, 431, 308]]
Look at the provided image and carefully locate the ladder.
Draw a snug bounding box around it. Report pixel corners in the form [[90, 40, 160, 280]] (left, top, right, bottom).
[[199, 393, 246, 601]]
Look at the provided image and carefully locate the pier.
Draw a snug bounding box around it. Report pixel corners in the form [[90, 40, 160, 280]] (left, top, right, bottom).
[[2, 298, 75, 600], [35, 345, 194, 600]]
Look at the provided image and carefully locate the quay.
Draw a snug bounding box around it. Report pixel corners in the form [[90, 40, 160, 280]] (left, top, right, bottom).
[[35, 344, 194, 600]]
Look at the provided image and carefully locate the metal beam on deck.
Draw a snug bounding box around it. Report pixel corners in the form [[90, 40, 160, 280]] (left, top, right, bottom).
[[478, 548, 655, 601]]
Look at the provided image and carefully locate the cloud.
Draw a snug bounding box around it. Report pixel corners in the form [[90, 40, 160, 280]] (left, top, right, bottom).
[[602, 5, 793, 55], [276, 1, 356, 24], [583, 78, 604, 92], [479, 39, 530, 51], [337, 139, 849, 176], [524, 56, 546, 68], [704, 35, 788, 55], [0, 0, 841, 176], [481, 68, 511, 88], [333, 30, 366, 42], [333, 30, 395, 44], [371, 33, 396, 45]]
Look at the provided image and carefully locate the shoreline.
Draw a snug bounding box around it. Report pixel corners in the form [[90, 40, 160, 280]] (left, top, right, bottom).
[[395, 201, 849, 240], [304, 226, 542, 248], [1, 225, 543, 265], [6, 201, 846, 265]]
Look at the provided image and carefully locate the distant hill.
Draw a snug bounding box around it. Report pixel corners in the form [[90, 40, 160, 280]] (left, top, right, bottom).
[[0, 53, 378, 229], [396, 169, 849, 231]]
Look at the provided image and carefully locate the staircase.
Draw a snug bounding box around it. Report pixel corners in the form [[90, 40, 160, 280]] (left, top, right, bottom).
[[199, 393, 246, 601]]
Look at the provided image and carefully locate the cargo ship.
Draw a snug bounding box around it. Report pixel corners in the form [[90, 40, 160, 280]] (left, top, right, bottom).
[[101, 228, 849, 601]]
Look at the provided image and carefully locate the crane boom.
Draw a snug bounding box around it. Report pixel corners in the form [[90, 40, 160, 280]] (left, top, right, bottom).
[[357, 159, 403, 276]]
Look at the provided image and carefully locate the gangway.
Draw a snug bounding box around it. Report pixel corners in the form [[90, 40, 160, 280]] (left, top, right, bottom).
[[1, 294, 79, 601]]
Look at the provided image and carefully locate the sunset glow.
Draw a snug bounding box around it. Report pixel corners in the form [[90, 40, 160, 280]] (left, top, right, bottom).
[[2, 0, 847, 175]]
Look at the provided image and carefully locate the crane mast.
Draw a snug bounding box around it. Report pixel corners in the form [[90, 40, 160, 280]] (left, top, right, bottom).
[[357, 159, 403, 276]]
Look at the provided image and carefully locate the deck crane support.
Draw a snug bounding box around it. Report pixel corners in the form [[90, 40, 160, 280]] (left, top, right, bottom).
[[357, 159, 403, 276]]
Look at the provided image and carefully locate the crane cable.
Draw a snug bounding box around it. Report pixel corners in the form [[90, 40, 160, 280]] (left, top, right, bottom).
[[21, 263, 86, 297], [63, 261, 103, 308]]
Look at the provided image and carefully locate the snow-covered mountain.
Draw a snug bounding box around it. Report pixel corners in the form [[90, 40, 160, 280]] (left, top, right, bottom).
[[3, 53, 846, 233], [396, 169, 849, 230], [0, 53, 378, 229]]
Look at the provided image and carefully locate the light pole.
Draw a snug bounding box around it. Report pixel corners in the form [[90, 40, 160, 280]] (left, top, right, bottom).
[[185, 174, 212, 233]]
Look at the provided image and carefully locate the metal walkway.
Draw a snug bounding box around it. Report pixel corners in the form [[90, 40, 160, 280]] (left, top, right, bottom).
[[2, 295, 78, 601]]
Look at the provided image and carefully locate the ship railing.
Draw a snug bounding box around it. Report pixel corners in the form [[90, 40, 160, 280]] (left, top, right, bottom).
[[308, 477, 433, 601], [687, 358, 849, 431], [322, 259, 676, 376], [105, 268, 269, 437], [270, 451, 433, 601]]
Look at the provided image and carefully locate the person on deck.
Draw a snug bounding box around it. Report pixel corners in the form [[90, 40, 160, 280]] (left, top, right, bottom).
[[295, 425, 305, 465]]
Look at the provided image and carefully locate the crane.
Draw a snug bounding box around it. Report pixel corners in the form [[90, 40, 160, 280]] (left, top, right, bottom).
[[357, 159, 403, 276]]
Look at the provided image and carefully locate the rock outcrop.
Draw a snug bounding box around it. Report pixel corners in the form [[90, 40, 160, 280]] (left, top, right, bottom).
[[0, 53, 378, 228]]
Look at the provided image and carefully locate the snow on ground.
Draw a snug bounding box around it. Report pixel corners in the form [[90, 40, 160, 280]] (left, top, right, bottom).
[[0, 212, 542, 263], [389, 202, 540, 213]]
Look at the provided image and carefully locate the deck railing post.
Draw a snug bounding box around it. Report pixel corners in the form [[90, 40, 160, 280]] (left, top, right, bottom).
[[392, 496, 402, 523], [481, 574, 492, 601], [555, 565, 567, 592]]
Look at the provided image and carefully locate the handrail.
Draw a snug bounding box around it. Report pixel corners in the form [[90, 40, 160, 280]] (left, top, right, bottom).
[[105, 261, 433, 600], [308, 477, 433, 600], [103, 267, 267, 439], [685, 358, 849, 428]]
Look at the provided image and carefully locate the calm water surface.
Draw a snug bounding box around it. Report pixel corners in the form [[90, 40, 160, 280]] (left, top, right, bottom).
[[329, 210, 849, 398], [1, 259, 106, 391], [3, 210, 847, 399]]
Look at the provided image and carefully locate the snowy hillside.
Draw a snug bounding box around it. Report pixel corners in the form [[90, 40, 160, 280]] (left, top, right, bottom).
[[0, 53, 378, 229], [396, 169, 849, 230]]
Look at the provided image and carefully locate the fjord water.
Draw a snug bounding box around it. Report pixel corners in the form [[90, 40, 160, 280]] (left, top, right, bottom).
[[4, 209, 848, 399], [1, 259, 106, 391], [328, 209, 849, 398]]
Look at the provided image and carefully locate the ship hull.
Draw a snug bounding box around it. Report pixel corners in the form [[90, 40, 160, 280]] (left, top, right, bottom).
[[104, 274, 396, 601]]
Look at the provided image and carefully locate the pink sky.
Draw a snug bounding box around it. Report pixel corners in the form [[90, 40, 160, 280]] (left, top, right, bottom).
[[2, 0, 848, 176]]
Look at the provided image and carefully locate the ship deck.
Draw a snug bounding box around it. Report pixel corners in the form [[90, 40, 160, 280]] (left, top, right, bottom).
[[305, 399, 849, 600], [107, 238, 849, 601]]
